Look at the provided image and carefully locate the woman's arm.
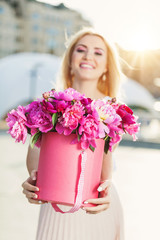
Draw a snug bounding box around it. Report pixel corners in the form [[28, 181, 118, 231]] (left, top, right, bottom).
[[101, 151, 113, 181], [26, 145, 40, 175], [22, 145, 46, 204]]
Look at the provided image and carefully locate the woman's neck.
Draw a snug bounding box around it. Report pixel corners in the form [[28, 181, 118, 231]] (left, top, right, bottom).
[[72, 79, 105, 100]]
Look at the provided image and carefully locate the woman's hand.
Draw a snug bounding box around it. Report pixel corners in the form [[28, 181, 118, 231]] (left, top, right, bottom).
[[22, 170, 46, 204], [82, 180, 111, 214]]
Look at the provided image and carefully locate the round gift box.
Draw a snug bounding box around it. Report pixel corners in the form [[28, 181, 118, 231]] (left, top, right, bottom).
[[36, 132, 105, 209]]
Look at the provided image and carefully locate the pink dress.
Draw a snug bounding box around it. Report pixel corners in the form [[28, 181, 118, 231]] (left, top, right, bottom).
[[36, 183, 124, 240]]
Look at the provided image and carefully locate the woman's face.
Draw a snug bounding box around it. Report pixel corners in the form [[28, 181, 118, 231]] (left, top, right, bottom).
[[71, 34, 107, 82]]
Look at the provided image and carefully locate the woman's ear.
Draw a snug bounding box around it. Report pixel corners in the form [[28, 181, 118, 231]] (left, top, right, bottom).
[[103, 65, 108, 73], [105, 64, 108, 73], [104, 69, 107, 74], [70, 69, 74, 76]]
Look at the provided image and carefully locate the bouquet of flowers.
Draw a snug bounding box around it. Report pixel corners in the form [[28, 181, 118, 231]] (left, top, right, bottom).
[[6, 88, 140, 153]]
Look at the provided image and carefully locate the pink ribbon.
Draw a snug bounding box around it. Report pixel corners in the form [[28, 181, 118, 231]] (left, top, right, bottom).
[[52, 150, 87, 213]]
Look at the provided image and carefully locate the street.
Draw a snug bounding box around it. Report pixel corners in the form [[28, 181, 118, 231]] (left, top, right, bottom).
[[0, 132, 160, 240]]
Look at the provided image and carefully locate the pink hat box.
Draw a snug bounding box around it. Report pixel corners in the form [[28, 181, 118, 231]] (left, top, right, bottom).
[[36, 132, 105, 213]]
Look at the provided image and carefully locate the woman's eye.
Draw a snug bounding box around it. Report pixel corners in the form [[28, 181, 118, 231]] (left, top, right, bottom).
[[76, 48, 85, 53], [95, 51, 102, 56]]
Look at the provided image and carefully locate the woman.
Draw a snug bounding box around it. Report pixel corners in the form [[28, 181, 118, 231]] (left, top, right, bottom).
[[22, 28, 124, 240]]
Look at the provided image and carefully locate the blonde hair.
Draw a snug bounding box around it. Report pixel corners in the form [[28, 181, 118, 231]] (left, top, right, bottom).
[[59, 28, 122, 97]]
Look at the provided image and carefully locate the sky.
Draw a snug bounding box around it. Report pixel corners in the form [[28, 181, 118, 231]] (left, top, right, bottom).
[[37, 0, 160, 51]]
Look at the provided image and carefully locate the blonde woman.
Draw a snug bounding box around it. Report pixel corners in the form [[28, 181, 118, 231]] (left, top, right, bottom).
[[22, 28, 124, 240]]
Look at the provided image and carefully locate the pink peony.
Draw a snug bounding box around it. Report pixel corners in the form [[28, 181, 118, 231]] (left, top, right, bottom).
[[42, 89, 55, 100], [6, 106, 27, 144], [56, 101, 85, 135], [78, 114, 100, 149], [115, 104, 140, 139], [54, 99, 69, 113], [116, 104, 135, 125], [123, 122, 140, 141], [80, 134, 97, 150], [109, 134, 122, 151], [92, 100, 122, 138], [79, 114, 99, 137], [42, 98, 69, 114], [25, 101, 53, 133], [42, 99, 57, 114], [53, 88, 85, 101]]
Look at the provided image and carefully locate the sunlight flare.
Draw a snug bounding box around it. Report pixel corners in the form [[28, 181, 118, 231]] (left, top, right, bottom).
[[121, 28, 160, 51]]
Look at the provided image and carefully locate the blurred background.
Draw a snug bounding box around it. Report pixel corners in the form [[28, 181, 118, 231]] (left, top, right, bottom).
[[0, 0, 160, 240], [0, 0, 160, 142]]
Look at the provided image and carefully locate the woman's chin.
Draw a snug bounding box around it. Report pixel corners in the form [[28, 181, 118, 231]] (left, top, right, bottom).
[[76, 75, 98, 82]]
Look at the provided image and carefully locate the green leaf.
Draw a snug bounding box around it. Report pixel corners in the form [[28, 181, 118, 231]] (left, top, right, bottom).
[[52, 113, 58, 127], [104, 135, 109, 141], [89, 144, 95, 152], [30, 131, 41, 148], [78, 134, 81, 141], [104, 137, 110, 154], [122, 123, 127, 133]]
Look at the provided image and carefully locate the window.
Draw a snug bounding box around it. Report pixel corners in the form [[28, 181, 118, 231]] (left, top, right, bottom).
[[32, 12, 40, 19], [16, 36, 22, 42], [46, 28, 57, 35], [32, 38, 38, 44], [0, 6, 4, 14], [32, 25, 40, 31], [47, 39, 56, 48]]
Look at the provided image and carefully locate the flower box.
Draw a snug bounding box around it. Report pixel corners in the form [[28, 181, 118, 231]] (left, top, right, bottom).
[[36, 132, 104, 213]]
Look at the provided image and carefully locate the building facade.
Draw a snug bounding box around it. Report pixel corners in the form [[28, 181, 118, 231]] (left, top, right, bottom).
[[0, 1, 23, 58], [0, 0, 91, 57]]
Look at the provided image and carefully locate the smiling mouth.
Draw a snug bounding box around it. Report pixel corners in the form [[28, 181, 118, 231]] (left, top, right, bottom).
[[80, 63, 94, 69]]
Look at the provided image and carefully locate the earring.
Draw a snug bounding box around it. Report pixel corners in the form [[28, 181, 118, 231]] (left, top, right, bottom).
[[102, 74, 106, 81]]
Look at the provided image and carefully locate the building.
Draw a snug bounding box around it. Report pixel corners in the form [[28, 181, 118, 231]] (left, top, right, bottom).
[[0, 1, 23, 58], [0, 0, 91, 57], [23, 2, 91, 56]]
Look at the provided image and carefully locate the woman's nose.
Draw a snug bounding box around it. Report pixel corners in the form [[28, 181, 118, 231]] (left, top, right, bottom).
[[83, 51, 93, 60]]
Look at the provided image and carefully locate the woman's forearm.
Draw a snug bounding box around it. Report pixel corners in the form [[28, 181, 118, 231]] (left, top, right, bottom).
[[26, 145, 40, 175], [100, 151, 113, 181]]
